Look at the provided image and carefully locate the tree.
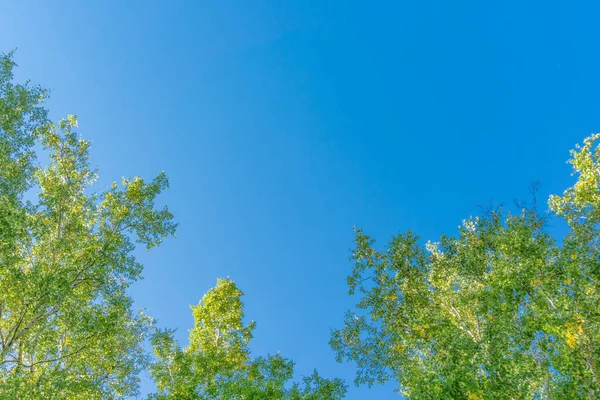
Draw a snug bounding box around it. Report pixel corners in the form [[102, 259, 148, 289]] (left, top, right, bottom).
[[0, 52, 176, 398], [331, 135, 600, 399], [149, 278, 347, 399]]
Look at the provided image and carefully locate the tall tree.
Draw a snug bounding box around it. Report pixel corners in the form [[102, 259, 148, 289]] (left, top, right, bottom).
[[0, 52, 176, 399], [331, 136, 600, 399], [149, 278, 347, 399]]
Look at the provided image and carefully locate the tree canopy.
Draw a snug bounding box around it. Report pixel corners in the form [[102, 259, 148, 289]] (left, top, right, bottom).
[[331, 136, 600, 399], [149, 278, 347, 399], [0, 51, 176, 399], [0, 51, 345, 399]]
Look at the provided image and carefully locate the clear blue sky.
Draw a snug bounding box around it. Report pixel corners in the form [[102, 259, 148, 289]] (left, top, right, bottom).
[[2, 1, 599, 398]]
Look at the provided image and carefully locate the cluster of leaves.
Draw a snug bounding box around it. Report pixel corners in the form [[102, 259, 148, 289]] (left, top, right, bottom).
[[0, 52, 176, 399], [149, 278, 347, 399], [331, 136, 600, 398]]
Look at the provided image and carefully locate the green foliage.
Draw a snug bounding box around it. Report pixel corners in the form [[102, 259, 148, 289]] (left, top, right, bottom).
[[149, 278, 347, 399], [1, 51, 342, 400], [0, 52, 176, 398], [331, 136, 600, 399]]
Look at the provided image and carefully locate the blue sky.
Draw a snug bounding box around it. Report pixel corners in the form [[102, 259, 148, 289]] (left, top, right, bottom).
[[2, 1, 599, 398]]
